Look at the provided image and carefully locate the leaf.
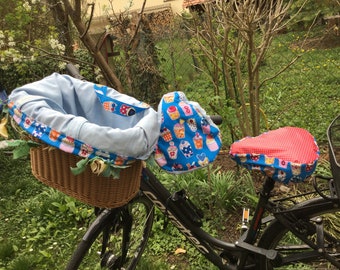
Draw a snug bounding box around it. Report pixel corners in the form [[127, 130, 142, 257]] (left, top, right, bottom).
[[39, 250, 51, 258], [70, 158, 89, 175], [101, 165, 113, 177], [109, 168, 121, 179], [12, 143, 30, 159], [27, 140, 41, 147]]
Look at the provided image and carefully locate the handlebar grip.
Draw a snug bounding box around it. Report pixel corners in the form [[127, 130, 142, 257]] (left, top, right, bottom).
[[210, 115, 222, 125], [66, 63, 85, 80]]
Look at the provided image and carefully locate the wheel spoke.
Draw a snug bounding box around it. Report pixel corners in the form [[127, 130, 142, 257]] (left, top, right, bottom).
[[66, 195, 154, 270]]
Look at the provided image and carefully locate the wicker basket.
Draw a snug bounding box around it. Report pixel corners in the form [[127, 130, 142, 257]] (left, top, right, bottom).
[[30, 144, 142, 208]]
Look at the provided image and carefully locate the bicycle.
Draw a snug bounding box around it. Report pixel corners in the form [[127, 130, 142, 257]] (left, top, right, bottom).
[[59, 64, 340, 270]]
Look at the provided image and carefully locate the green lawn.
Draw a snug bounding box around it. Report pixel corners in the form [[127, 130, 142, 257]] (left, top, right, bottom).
[[0, 29, 339, 269]]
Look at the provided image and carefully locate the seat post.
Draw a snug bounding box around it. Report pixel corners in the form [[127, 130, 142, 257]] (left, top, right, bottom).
[[243, 176, 275, 244], [237, 177, 276, 268]]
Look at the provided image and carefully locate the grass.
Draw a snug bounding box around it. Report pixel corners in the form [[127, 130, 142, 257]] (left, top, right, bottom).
[[1, 29, 339, 269]]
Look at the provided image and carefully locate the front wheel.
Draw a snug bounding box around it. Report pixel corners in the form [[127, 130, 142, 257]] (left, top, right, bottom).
[[66, 194, 154, 270], [257, 206, 340, 269]]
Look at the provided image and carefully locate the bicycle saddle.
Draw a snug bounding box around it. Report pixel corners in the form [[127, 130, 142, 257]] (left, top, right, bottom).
[[230, 127, 319, 184]]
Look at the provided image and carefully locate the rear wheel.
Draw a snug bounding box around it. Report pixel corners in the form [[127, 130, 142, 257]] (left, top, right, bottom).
[[257, 209, 340, 269], [66, 194, 154, 270]]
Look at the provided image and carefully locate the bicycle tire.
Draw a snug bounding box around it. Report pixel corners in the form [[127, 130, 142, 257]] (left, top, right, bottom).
[[66, 194, 154, 270], [257, 204, 340, 269]]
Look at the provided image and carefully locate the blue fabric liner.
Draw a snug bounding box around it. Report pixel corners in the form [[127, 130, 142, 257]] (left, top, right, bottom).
[[8, 73, 160, 165]]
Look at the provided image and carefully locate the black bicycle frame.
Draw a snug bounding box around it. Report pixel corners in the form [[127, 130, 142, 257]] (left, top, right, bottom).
[[140, 167, 238, 269], [140, 167, 273, 269], [140, 167, 340, 270]]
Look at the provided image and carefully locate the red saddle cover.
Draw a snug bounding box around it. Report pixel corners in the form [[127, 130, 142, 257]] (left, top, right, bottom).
[[230, 127, 319, 183]]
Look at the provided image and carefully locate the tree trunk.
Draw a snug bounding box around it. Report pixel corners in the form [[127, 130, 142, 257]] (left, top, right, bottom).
[[61, 0, 124, 92], [48, 0, 74, 57]]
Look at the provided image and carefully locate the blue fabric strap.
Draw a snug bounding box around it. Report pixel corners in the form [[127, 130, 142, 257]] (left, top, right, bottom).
[[94, 84, 148, 116]]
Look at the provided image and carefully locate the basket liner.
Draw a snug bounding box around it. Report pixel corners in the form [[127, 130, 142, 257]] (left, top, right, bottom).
[[230, 127, 319, 184], [8, 73, 160, 165], [30, 144, 142, 208]]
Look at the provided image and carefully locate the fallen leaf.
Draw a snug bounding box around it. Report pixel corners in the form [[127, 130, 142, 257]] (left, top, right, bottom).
[[174, 248, 186, 255], [0, 117, 8, 138]]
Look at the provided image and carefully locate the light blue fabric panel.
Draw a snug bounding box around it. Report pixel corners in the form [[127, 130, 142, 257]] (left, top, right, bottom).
[[9, 73, 160, 161]]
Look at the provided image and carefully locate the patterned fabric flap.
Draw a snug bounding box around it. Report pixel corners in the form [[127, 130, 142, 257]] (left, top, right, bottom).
[[156, 91, 222, 173]]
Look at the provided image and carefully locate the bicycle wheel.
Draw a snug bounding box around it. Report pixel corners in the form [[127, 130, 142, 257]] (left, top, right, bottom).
[[257, 207, 340, 269], [66, 194, 154, 270]]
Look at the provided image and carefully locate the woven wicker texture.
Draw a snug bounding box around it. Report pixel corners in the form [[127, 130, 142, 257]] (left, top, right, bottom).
[[30, 145, 142, 208]]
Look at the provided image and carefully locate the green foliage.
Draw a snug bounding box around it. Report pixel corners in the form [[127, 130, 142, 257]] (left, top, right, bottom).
[[0, 153, 94, 269], [0, 2, 339, 268], [151, 163, 255, 223], [0, 1, 97, 92], [0, 241, 15, 261], [261, 31, 340, 142], [315, 159, 332, 177], [289, 0, 340, 29]]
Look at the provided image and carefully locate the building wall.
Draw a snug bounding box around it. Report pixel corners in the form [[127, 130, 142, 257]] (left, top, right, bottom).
[[92, 0, 187, 17], [90, 0, 187, 34]]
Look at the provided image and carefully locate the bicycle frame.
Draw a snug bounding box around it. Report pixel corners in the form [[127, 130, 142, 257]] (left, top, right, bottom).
[[61, 64, 339, 269], [141, 167, 239, 269], [139, 167, 340, 269]]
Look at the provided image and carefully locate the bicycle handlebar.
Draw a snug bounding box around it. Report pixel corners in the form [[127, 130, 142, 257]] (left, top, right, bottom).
[[66, 63, 85, 80], [210, 115, 222, 126]]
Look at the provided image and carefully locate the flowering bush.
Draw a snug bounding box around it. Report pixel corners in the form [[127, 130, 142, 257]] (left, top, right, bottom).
[[0, 0, 67, 90]]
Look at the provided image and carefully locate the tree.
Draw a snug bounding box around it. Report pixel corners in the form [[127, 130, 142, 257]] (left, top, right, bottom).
[[0, 0, 67, 90], [106, 5, 166, 105], [60, 0, 124, 91], [187, 0, 297, 137]]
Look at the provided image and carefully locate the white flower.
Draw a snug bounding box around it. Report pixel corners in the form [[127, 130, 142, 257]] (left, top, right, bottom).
[[23, 1, 31, 12], [49, 37, 65, 53], [8, 41, 16, 47], [57, 43, 65, 52], [13, 56, 21, 62], [49, 38, 58, 49], [58, 61, 67, 70]]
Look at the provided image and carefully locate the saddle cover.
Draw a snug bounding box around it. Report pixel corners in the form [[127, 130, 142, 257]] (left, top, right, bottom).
[[229, 127, 319, 184], [156, 91, 222, 173], [8, 73, 160, 165]]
